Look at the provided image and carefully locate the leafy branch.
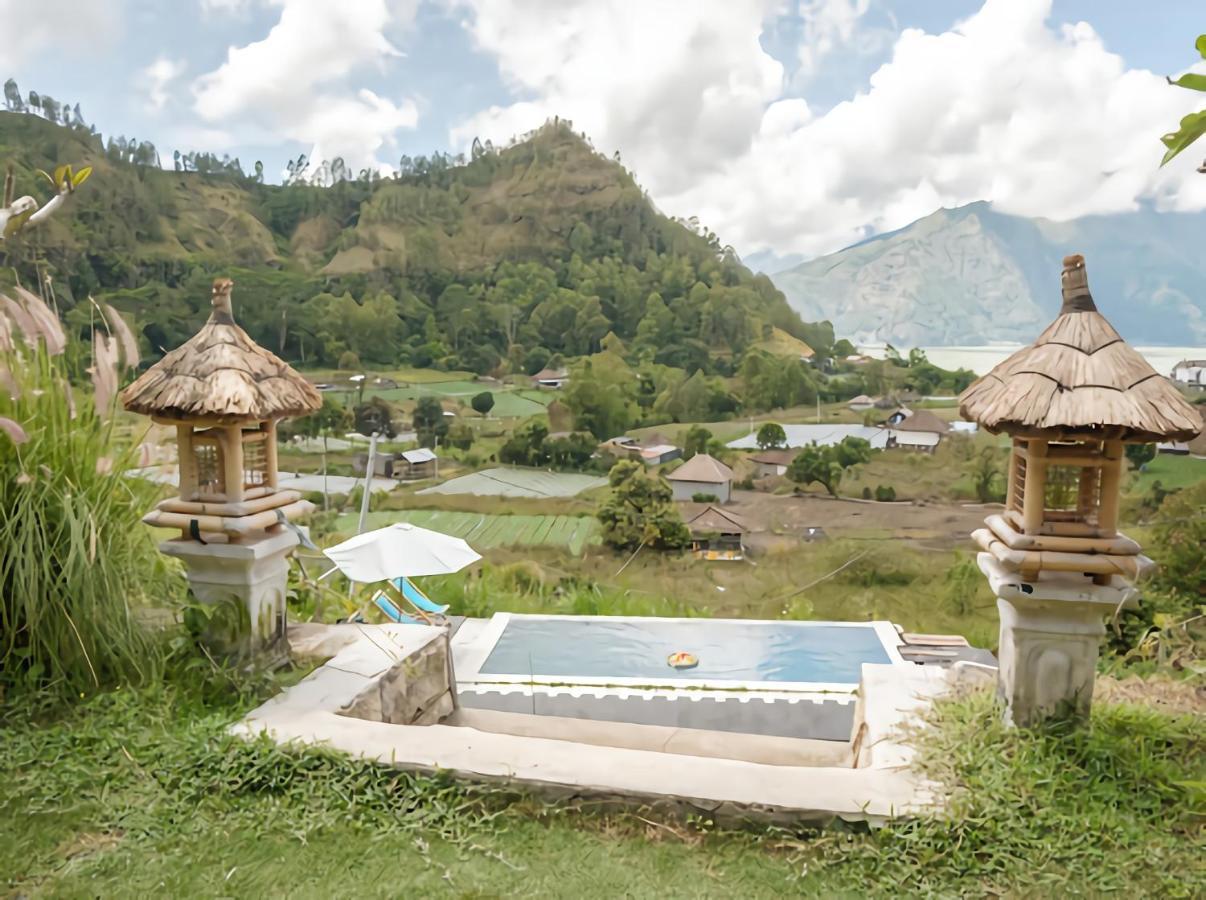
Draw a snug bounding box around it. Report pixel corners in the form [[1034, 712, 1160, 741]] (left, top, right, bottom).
[[1159, 34, 1206, 168]]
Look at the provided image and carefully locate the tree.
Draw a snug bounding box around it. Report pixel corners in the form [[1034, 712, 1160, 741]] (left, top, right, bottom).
[[353, 397, 395, 438], [445, 421, 474, 451], [787, 437, 871, 498], [968, 446, 1004, 502], [471, 391, 495, 417], [563, 351, 637, 440], [1125, 442, 1157, 470], [1159, 35, 1206, 168], [682, 425, 713, 460], [499, 420, 548, 467], [413, 396, 448, 447], [596, 460, 690, 551], [756, 422, 787, 450]]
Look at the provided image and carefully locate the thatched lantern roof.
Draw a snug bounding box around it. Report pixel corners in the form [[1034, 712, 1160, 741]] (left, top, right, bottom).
[[121, 278, 322, 424], [958, 255, 1201, 442]]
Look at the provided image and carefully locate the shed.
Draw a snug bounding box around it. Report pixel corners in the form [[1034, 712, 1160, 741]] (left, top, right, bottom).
[[1171, 359, 1206, 388], [748, 448, 798, 477], [893, 409, 950, 434], [684, 505, 749, 560], [666, 453, 734, 503], [399, 447, 438, 479], [532, 367, 569, 389]]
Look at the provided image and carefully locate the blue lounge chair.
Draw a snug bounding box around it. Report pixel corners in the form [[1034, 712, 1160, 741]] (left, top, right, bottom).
[[373, 576, 448, 624]]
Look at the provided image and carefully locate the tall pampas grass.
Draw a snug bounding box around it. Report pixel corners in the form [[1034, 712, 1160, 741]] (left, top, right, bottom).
[[0, 288, 178, 696]]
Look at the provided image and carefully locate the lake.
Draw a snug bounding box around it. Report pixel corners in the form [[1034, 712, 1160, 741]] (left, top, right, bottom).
[[857, 344, 1204, 376]]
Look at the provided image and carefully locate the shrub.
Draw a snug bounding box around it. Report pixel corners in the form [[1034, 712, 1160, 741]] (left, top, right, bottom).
[[691, 492, 719, 503], [1, 289, 179, 695], [874, 484, 897, 502]]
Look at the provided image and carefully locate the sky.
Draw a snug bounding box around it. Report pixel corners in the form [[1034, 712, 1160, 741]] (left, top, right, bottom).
[[2, 0, 1204, 266]]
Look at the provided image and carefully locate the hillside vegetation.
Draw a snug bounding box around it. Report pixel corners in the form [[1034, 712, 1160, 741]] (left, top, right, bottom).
[[0, 112, 824, 376]]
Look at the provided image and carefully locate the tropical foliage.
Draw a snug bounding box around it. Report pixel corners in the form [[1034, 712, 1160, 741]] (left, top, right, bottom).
[[787, 436, 872, 497], [0, 285, 177, 694], [596, 460, 689, 551]]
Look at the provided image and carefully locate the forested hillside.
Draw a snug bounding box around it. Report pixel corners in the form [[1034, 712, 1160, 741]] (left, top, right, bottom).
[[0, 111, 829, 376]]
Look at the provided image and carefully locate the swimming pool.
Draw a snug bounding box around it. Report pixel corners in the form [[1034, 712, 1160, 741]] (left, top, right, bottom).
[[455, 614, 904, 692]]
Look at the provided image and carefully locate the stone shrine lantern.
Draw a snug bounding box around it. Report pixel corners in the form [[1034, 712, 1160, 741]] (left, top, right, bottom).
[[121, 278, 322, 655], [959, 255, 1201, 726]]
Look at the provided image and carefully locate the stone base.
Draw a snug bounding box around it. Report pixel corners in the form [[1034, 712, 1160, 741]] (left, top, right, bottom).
[[161, 528, 299, 660], [342, 630, 456, 725], [977, 554, 1137, 728]]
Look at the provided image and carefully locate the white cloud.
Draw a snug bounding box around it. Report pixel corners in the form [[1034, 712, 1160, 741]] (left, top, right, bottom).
[[0, 0, 121, 70], [455, 0, 1206, 259], [142, 57, 186, 112], [190, 0, 419, 170], [796, 0, 871, 78], [450, 0, 785, 195]]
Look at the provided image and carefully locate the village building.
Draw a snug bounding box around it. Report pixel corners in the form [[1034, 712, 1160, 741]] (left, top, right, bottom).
[[1170, 358, 1205, 389], [883, 408, 950, 453], [684, 505, 749, 560], [1157, 408, 1206, 456], [532, 367, 570, 389], [847, 394, 875, 411], [598, 434, 682, 466], [748, 448, 798, 477], [665, 453, 734, 502], [398, 447, 438, 479]]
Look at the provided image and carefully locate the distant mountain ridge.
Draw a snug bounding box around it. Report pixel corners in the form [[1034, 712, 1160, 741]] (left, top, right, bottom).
[[771, 201, 1206, 347]]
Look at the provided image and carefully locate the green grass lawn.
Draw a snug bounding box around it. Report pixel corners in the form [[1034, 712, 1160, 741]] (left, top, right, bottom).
[[1129, 453, 1206, 493], [2, 683, 1200, 897], [333, 509, 601, 555]]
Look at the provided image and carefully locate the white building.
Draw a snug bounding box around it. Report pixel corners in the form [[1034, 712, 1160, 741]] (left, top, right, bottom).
[[666, 453, 734, 503], [1171, 359, 1206, 389]]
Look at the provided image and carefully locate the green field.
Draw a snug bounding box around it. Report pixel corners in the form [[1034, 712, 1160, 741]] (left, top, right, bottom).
[[1128, 452, 1206, 493], [333, 509, 601, 555]]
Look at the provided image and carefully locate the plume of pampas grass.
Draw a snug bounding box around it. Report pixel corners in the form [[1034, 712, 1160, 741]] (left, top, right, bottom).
[[13, 286, 66, 356], [0, 305, 12, 352], [89, 333, 119, 414], [0, 365, 16, 400], [0, 416, 28, 444], [101, 302, 140, 368], [0, 293, 37, 344]]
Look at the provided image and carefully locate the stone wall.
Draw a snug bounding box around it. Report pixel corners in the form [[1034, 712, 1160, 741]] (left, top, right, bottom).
[[341, 633, 454, 726]]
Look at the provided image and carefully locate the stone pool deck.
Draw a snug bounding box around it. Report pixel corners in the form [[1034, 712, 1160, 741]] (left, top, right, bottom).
[[234, 622, 992, 824]]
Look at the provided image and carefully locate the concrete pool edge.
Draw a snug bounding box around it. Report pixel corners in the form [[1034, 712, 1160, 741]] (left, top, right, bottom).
[[235, 622, 984, 824]]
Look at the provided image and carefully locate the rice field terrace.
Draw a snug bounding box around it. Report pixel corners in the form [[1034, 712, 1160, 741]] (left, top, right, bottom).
[[333, 509, 602, 555], [418, 467, 608, 498]]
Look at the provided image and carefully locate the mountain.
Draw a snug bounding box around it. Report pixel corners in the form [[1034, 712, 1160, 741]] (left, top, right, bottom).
[[0, 112, 814, 373], [771, 201, 1206, 347]]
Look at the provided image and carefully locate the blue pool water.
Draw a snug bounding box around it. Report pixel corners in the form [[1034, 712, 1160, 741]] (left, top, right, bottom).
[[477, 617, 892, 684]]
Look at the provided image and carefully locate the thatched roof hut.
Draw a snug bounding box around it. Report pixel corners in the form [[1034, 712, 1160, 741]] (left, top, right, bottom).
[[958, 256, 1201, 442], [121, 279, 322, 424]]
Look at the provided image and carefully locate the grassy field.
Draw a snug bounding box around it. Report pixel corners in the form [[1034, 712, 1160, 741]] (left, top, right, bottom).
[[2, 681, 1199, 897], [1128, 453, 1206, 493], [332, 509, 601, 555]]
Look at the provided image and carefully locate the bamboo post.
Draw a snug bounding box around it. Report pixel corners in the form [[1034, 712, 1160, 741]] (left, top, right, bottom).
[[264, 420, 279, 490], [1005, 441, 1020, 510], [1021, 438, 1048, 535], [221, 425, 246, 503], [177, 425, 198, 500], [1096, 440, 1124, 536]]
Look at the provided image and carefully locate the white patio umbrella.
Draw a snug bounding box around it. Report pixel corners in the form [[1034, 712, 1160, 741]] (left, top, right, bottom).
[[323, 522, 481, 584]]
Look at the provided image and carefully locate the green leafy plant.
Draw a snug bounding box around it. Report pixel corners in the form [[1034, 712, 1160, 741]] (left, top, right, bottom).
[[596, 459, 689, 551], [0, 287, 179, 695], [1160, 35, 1206, 166]]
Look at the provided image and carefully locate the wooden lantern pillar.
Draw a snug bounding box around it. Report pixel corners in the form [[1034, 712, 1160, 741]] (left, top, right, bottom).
[[957, 254, 1201, 728], [121, 278, 323, 660]]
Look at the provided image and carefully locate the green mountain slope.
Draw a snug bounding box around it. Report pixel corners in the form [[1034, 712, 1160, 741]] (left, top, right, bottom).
[[772, 201, 1206, 347], [0, 112, 816, 373]]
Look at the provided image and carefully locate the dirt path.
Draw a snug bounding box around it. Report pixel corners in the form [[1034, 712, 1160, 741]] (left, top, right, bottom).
[[724, 489, 993, 551]]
